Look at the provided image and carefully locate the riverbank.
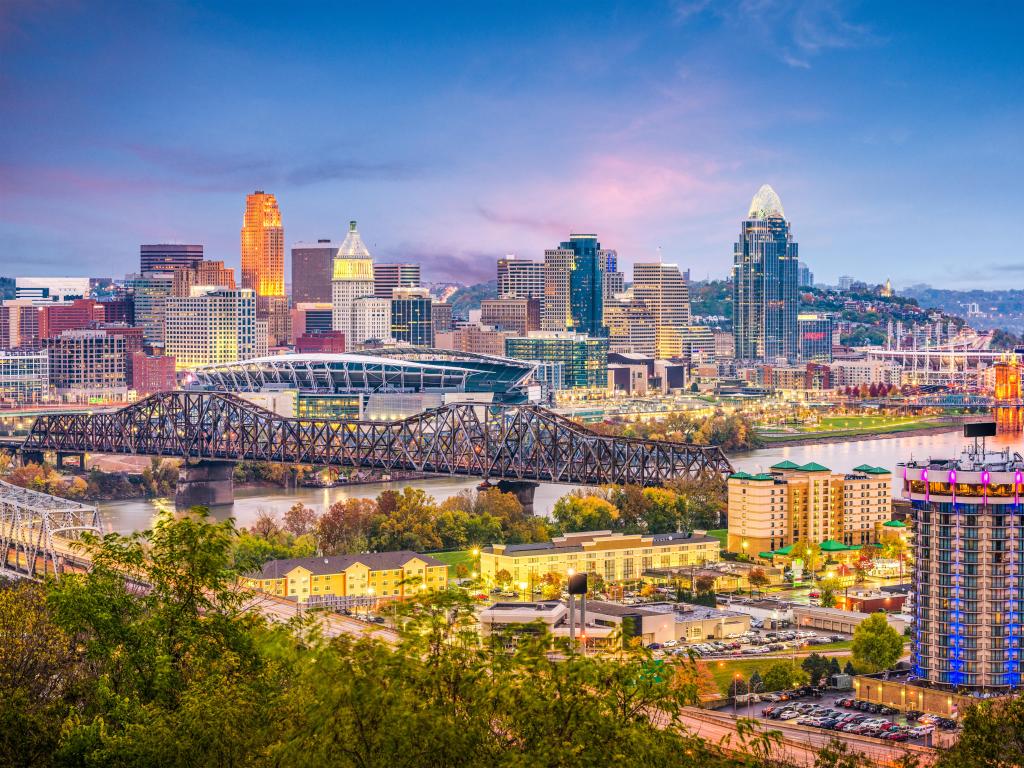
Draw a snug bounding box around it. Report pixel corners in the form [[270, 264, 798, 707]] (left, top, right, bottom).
[[755, 420, 967, 448]]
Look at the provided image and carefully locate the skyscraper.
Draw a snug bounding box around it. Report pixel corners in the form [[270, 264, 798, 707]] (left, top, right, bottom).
[[632, 262, 691, 358], [140, 244, 204, 274], [374, 263, 420, 299], [732, 184, 798, 362], [390, 288, 434, 347], [291, 239, 337, 303], [241, 191, 284, 297], [331, 221, 375, 344], [542, 234, 605, 337], [164, 288, 263, 369], [497, 256, 545, 305]]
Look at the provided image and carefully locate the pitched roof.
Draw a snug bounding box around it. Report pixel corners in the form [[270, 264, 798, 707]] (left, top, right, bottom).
[[819, 539, 853, 552], [883, 520, 907, 528], [798, 462, 831, 472], [770, 460, 801, 470], [249, 550, 444, 579], [729, 471, 752, 480]]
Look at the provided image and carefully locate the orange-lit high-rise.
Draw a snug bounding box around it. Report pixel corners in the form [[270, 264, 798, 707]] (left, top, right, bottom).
[[241, 191, 284, 297]]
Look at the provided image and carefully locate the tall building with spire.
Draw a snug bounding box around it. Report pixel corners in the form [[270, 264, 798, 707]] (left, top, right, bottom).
[[241, 191, 284, 297], [331, 221, 376, 345], [732, 184, 798, 362]]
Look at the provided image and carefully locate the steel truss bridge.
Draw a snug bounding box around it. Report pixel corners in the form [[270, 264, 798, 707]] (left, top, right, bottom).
[[0, 479, 103, 579], [21, 391, 733, 485]]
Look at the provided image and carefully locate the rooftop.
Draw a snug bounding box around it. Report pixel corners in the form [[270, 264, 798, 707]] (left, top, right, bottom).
[[248, 550, 443, 579], [486, 530, 717, 557]]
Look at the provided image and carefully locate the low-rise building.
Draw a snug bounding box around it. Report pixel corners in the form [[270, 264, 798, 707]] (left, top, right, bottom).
[[477, 599, 749, 647], [0, 350, 49, 404], [244, 551, 448, 603], [480, 530, 721, 587]]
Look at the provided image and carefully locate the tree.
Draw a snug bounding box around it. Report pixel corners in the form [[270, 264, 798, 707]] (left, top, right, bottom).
[[495, 568, 512, 587], [251, 508, 280, 538], [828, 657, 841, 676], [553, 494, 618, 532], [762, 661, 809, 692], [937, 698, 1024, 768], [748, 670, 764, 693], [283, 501, 318, 536], [317, 497, 377, 554], [843, 660, 855, 675], [747, 567, 770, 596], [454, 563, 469, 580], [881, 534, 910, 583], [694, 574, 716, 595], [372, 487, 444, 551], [789, 540, 822, 580], [801, 653, 831, 685], [818, 576, 839, 608], [851, 613, 904, 672]]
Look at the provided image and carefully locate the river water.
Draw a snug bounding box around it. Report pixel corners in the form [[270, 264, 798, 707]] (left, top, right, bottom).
[[96, 427, 1024, 534]]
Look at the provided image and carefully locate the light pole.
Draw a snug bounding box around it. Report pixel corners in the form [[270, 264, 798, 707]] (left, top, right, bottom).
[[733, 673, 743, 715], [519, 581, 529, 601]]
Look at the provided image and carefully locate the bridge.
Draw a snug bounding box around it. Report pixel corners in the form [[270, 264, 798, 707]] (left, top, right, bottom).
[[0, 479, 103, 579], [19, 391, 733, 508]]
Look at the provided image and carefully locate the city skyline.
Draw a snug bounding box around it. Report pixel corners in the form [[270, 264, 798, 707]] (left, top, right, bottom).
[[2, 2, 1022, 288]]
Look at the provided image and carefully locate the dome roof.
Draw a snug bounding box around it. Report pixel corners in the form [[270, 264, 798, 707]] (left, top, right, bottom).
[[337, 220, 371, 259], [747, 184, 785, 219]]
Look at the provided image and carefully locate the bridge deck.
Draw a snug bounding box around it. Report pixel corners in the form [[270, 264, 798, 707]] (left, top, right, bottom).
[[21, 391, 733, 485]]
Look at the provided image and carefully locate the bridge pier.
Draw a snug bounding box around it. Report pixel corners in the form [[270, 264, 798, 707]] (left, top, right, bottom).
[[56, 452, 86, 471], [20, 449, 45, 466], [175, 460, 235, 509], [495, 480, 540, 516]]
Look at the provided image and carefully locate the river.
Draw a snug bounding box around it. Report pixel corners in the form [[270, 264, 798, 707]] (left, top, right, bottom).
[[96, 426, 1024, 534]]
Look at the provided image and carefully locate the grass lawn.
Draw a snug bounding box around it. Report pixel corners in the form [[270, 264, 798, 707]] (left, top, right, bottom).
[[705, 658, 790, 693], [706, 529, 727, 548], [429, 549, 477, 577], [759, 416, 950, 442]]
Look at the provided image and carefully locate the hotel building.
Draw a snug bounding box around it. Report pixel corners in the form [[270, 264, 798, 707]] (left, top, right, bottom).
[[244, 551, 448, 603], [480, 530, 721, 587], [727, 461, 892, 556], [900, 445, 1024, 691]]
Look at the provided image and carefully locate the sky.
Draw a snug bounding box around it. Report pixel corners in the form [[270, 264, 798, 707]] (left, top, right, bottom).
[[1, 1, 1022, 289]]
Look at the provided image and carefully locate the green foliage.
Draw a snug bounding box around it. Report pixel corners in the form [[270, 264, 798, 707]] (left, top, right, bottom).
[[595, 411, 762, 451], [446, 279, 497, 319], [762, 661, 809, 692], [850, 613, 904, 672], [937, 697, 1024, 768], [553, 494, 618, 532], [2, 512, 772, 768], [800, 653, 832, 685]]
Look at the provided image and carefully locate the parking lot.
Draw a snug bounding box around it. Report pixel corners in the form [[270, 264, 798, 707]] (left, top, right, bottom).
[[729, 693, 958, 746], [649, 626, 850, 659]]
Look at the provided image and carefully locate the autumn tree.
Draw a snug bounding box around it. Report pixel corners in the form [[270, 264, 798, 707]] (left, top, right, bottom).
[[283, 501, 318, 536], [316, 497, 377, 554], [747, 566, 770, 596]]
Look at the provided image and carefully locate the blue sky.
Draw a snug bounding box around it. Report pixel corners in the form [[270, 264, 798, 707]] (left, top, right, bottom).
[[1, 1, 1022, 288]]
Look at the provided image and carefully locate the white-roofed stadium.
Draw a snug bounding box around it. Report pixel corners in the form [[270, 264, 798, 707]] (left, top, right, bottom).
[[189, 348, 538, 420]]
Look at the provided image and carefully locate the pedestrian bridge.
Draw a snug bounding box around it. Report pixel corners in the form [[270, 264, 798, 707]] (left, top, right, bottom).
[[21, 391, 734, 492]]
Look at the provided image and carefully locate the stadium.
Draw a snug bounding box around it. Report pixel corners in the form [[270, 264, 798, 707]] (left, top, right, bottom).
[[189, 348, 539, 420]]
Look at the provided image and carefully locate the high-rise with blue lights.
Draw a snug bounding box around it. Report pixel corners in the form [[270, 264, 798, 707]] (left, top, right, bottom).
[[732, 185, 798, 362], [900, 444, 1024, 692]]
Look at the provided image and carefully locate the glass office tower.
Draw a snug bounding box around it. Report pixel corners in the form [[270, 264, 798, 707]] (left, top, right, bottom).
[[732, 185, 798, 361]]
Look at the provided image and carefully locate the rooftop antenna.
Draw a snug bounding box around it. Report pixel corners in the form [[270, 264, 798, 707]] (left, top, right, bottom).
[[656, 246, 663, 264]]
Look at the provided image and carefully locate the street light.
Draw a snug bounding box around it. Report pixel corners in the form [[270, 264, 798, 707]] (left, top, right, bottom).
[[733, 673, 744, 715], [519, 581, 529, 600]]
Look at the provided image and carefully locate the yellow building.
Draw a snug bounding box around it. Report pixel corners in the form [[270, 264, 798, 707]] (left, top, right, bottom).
[[244, 551, 448, 603], [480, 530, 720, 587], [727, 461, 892, 556]]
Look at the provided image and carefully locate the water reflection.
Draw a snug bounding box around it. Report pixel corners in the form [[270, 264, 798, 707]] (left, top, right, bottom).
[[99, 426, 1024, 535]]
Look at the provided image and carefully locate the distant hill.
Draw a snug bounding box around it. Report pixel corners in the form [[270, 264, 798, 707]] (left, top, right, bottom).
[[447, 280, 497, 320]]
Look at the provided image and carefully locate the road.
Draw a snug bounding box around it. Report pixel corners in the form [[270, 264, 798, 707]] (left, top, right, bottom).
[[674, 707, 936, 766], [241, 592, 401, 644]]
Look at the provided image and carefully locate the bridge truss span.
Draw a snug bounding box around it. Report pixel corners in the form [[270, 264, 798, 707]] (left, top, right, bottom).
[[0, 480, 103, 579], [23, 391, 733, 486]]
